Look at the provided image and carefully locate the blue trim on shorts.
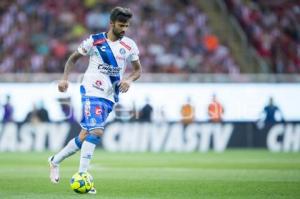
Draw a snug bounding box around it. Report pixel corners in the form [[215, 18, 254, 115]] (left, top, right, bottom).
[[75, 136, 82, 148], [85, 134, 101, 145]]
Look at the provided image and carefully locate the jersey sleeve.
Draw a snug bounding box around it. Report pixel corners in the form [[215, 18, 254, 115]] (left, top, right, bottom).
[[77, 35, 93, 56], [129, 40, 140, 62]]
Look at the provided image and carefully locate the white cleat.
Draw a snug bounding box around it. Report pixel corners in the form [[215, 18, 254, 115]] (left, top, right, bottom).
[[48, 156, 60, 184], [88, 187, 97, 194]]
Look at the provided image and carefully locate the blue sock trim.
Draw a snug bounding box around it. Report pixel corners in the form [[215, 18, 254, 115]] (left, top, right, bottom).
[[85, 134, 101, 145], [74, 136, 82, 148]]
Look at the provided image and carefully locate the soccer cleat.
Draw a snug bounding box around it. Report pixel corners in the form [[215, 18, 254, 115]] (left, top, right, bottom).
[[88, 187, 97, 194], [48, 156, 60, 184]]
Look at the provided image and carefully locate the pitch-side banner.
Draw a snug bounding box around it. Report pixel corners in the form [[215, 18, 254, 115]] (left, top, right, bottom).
[[0, 122, 299, 152]]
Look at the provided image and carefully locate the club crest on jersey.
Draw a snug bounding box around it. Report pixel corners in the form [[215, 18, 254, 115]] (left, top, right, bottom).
[[119, 48, 126, 55]]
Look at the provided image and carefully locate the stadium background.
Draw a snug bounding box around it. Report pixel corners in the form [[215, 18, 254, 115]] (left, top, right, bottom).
[[0, 0, 300, 198]]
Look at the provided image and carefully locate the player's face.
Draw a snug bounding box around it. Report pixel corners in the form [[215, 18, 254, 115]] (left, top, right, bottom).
[[112, 21, 129, 39]]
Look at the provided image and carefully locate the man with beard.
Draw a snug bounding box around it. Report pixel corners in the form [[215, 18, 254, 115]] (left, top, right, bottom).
[[48, 7, 142, 194]]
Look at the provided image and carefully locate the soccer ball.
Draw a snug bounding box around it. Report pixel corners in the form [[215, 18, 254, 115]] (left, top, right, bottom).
[[70, 172, 94, 194]]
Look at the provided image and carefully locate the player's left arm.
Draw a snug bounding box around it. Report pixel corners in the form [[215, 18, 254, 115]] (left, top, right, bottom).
[[119, 60, 142, 93]]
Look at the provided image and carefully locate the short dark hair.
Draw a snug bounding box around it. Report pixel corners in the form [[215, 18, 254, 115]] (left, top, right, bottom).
[[110, 7, 133, 23]]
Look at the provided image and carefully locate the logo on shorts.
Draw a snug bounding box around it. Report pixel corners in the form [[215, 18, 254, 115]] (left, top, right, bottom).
[[84, 100, 91, 117], [89, 118, 96, 126], [95, 106, 102, 115]]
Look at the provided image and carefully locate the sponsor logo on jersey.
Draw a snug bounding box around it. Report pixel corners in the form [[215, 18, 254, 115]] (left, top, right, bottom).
[[93, 39, 106, 46], [98, 63, 121, 76], [100, 46, 106, 52], [92, 80, 104, 91], [95, 80, 102, 86]]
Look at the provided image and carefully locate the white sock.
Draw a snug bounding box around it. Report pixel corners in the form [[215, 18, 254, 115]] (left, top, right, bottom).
[[79, 141, 96, 173], [52, 138, 80, 165]]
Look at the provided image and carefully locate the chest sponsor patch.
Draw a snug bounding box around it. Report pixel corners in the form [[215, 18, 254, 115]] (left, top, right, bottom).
[[97, 63, 121, 76]]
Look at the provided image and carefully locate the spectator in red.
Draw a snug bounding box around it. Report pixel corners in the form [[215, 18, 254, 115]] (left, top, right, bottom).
[[203, 33, 219, 52], [208, 94, 224, 122]]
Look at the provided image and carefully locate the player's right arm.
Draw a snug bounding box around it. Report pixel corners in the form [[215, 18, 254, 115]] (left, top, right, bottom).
[[58, 36, 93, 92], [58, 51, 83, 92]]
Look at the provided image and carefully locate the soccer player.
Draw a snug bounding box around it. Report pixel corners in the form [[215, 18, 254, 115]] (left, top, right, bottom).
[[48, 7, 142, 194]]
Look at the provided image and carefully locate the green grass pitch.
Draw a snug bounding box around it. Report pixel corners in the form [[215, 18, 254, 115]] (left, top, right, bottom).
[[0, 150, 299, 199]]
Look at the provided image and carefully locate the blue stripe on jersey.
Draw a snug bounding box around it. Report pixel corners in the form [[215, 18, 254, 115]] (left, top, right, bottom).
[[92, 33, 120, 102]]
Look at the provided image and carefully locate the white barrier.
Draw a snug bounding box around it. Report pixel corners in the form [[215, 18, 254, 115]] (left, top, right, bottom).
[[1, 83, 300, 122]]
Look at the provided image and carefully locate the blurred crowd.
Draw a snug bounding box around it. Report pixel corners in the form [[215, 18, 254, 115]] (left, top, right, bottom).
[[0, 0, 239, 74], [225, 0, 300, 73]]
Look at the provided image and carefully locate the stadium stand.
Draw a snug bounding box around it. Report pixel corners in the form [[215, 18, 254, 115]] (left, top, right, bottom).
[[224, 0, 300, 73], [0, 0, 239, 74]]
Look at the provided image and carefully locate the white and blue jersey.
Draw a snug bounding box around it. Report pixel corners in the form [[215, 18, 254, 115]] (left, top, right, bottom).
[[78, 32, 139, 131]]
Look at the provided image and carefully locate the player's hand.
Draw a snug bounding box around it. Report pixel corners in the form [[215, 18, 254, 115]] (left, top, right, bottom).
[[58, 80, 69, 92], [119, 79, 132, 93]]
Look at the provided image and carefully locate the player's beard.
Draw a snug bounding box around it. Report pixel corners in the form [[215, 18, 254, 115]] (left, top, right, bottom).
[[112, 27, 125, 39]]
